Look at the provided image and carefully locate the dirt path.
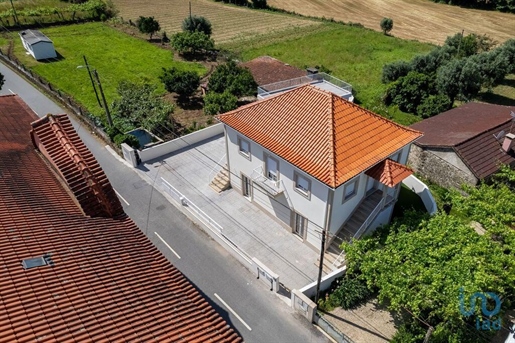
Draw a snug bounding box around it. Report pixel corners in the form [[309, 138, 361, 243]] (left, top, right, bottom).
[[268, 0, 515, 45]]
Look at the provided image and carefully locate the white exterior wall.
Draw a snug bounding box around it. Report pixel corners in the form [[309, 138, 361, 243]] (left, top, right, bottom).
[[225, 126, 328, 248], [30, 42, 57, 60], [328, 174, 367, 235]]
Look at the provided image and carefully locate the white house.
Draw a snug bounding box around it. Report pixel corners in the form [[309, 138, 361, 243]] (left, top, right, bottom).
[[216, 85, 422, 269], [19, 30, 57, 60]]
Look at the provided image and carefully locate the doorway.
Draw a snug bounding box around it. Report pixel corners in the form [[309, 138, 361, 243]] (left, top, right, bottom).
[[294, 213, 307, 239], [242, 174, 252, 199]]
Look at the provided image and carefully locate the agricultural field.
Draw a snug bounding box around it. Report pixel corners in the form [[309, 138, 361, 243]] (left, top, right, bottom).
[[268, 0, 515, 45], [224, 23, 434, 125], [2, 22, 205, 118], [112, 0, 320, 44]]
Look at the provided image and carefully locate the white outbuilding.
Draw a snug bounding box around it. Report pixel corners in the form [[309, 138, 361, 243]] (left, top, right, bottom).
[[19, 30, 57, 60]]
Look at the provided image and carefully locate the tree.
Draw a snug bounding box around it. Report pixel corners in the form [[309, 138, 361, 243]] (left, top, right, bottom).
[[381, 60, 411, 84], [208, 61, 257, 97], [380, 17, 393, 35], [111, 80, 174, 133], [182, 15, 212, 36], [0, 72, 4, 91], [160, 67, 200, 99], [252, 0, 267, 8], [472, 50, 509, 90], [416, 94, 452, 118], [499, 39, 515, 73], [203, 91, 238, 115], [136, 16, 160, 40], [436, 58, 482, 104], [436, 59, 463, 104], [444, 32, 495, 59], [170, 31, 214, 56], [384, 71, 435, 114]]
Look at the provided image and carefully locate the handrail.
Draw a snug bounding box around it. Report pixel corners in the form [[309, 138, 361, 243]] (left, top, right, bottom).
[[331, 249, 346, 269], [353, 197, 386, 240], [207, 154, 226, 183]]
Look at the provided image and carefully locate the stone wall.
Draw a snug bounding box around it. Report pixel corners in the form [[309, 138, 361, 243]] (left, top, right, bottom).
[[408, 145, 478, 189]]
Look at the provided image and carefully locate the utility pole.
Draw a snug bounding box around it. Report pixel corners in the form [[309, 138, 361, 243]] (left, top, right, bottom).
[[314, 228, 327, 304], [456, 29, 465, 57], [92, 69, 113, 128], [189, 1, 192, 20], [9, 0, 19, 26], [83, 55, 101, 108]]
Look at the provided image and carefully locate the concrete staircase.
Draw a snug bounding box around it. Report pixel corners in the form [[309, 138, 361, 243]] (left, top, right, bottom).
[[209, 164, 231, 193], [317, 190, 383, 273]]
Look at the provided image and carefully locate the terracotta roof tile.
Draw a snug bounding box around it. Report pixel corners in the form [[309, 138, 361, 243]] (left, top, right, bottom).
[[365, 159, 413, 187], [240, 56, 306, 86], [0, 94, 242, 343], [217, 85, 422, 188]]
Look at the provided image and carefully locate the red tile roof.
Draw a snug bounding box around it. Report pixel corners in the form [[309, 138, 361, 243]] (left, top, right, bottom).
[[365, 159, 413, 187], [0, 94, 242, 343], [240, 56, 306, 86], [217, 85, 422, 188], [410, 102, 515, 180]]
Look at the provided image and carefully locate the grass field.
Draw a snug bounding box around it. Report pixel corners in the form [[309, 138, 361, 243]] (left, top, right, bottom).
[[223, 23, 434, 125], [268, 0, 515, 45], [112, 0, 320, 44], [5, 23, 205, 117]]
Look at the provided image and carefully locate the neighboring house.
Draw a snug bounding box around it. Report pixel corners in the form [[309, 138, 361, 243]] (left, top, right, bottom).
[[19, 29, 57, 60], [216, 85, 422, 267], [0, 95, 241, 343], [409, 102, 515, 189]]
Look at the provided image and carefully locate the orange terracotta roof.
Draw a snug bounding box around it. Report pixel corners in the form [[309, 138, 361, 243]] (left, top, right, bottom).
[[0, 95, 242, 343], [365, 159, 413, 187], [217, 85, 422, 188]]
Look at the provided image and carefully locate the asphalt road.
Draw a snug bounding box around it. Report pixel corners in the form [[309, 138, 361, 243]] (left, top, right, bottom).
[[0, 61, 328, 343]]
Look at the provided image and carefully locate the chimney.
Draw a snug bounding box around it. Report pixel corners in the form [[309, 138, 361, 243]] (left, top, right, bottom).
[[502, 133, 515, 152], [306, 67, 318, 75]]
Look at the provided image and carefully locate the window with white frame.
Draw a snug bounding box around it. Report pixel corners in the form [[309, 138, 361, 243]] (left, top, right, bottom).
[[294, 172, 311, 197], [238, 137, 251, 159], [343, 177, 359, 202]]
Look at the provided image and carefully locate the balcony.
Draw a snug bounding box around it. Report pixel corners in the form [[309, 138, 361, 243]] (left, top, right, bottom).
[[251, 166, 284, 197], [257, 72, 353, 101]]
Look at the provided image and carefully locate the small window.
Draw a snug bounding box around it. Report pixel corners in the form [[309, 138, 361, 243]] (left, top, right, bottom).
[[265, 155, 279, 181], [294, 172, 311, 197], [238, 137, 251, 159], [343, 177, 359, 202]]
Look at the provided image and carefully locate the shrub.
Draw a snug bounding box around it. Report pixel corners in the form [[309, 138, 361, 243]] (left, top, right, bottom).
[[204, 91, 238, 115], [171, 31, 215, 56], [0, 72, 4, 91], [416, 94, 452, 118], [380, 17, 393, 35], [384, 71, 436, 114], [390, 321, 426, 343], [160, 67, 200, 99], [208, 61, 257, 97], [499, 39, 515, 73], [113, 134, 140, 149], [329, 275, 372, 310], [182, 15, 212, 36], [382, 60, 411, 83], [252, 0, 267, 9]]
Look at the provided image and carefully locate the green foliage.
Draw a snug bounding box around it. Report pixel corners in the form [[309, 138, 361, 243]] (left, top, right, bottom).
[[384, 71, 436, 113], [380, 17, 393, 35], [0, 72, 4, 91], [208, 61, 257, 97], [111, 80, 174, 133], [390, 320, 426, 343], [136, 16, 160, 40], [499, 39, 515, 73], [328, 275, 372, 310], [444, 32, 494, 59], [252, 0, 267, 9], [436, 57, 482, 103], [113, 133, 140, 149], [471, 49, 510, 90], [416, 94, 452, 118], [182, 15, 212, 36], [170, 31, 215, 55], [159, 67, 200, 98], [203, 91, 238, 115], [430, 0, 515, 13], [381, 60, 411, 84]]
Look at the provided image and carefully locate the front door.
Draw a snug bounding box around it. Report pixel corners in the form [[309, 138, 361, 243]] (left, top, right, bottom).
[[242, 174, 252, 199], [294, 213, 307, 239]]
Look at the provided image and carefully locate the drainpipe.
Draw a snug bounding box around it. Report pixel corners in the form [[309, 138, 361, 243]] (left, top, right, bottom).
[[223, 125, 231, 184], [315, 189, 334, 304]]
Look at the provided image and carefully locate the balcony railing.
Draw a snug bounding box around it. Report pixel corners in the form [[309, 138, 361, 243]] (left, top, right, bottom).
[[250, 166, 284, 197], [257, 72, 353, 99]]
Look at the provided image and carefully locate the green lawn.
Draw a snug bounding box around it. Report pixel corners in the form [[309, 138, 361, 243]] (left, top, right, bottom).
[[222, 23, 434, 125], [9, 23, 206, 117]]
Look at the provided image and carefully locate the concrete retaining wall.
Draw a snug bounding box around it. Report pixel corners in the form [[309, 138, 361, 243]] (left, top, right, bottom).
[[299, 266, 347, 299]]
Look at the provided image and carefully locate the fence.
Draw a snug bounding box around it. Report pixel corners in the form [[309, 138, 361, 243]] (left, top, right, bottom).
[[138, 124, 224, 162], [315, 312, 355, 343], [0, 47, 111, 144], [299, 266, 347, 299]]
